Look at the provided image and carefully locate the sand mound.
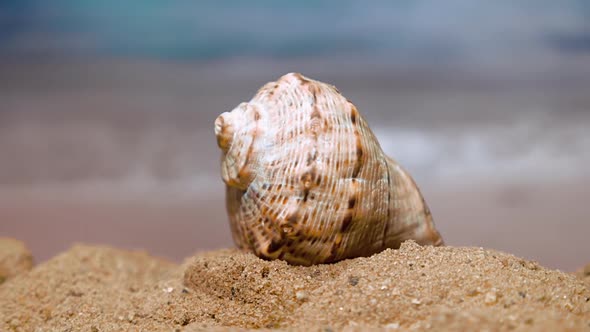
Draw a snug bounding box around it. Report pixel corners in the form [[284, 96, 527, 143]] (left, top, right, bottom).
[[576, 264, 590, 288], [0, 238, 33, 285], [0, 241, 588, 331]]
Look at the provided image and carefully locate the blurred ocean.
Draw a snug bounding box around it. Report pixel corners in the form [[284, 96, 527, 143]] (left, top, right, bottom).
[[1, 0, 590, 63], [0, 1, 589, 269]]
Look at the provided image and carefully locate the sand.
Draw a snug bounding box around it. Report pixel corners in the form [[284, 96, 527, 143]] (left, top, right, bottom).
[[0, 238, 33, 285], [577, 264, 590, 289], [0, 240, 588, 331]]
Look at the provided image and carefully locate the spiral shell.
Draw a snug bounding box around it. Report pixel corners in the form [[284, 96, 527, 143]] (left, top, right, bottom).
[[215, 73, 443, 265]]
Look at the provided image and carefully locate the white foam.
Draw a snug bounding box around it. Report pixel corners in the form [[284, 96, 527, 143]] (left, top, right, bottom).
[[373, 122, 590, 186]]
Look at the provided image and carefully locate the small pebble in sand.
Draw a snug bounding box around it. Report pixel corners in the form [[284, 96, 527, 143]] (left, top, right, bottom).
[[348, 275, 359, 286], [384, 322, 400, 329], [295, 291, 308, 301], [484, 291, 498, 304]]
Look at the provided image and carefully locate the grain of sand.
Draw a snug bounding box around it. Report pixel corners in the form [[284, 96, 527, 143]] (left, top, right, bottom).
[[0, 241, 588, 331]]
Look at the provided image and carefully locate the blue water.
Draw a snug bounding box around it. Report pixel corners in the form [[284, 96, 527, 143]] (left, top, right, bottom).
[[0, 0, 589, 60]]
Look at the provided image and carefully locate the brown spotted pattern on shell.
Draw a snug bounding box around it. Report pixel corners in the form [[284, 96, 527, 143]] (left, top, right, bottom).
[[215, 73, 443, 265]]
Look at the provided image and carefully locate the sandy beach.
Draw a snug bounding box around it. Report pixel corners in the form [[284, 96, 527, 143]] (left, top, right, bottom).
[[0, 58, 589, 330], [2, 2, 590, 330], [0, 238, 588, 331]]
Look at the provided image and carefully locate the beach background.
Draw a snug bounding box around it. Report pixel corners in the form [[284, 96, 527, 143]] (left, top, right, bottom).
[[0, 1, 588, 270]]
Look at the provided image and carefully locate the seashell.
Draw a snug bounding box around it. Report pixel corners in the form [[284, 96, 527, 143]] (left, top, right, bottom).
[[215, 73, 443, 266]]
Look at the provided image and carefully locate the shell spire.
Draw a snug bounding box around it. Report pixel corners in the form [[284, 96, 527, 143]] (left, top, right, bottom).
[[215, 72, 443, 265]]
